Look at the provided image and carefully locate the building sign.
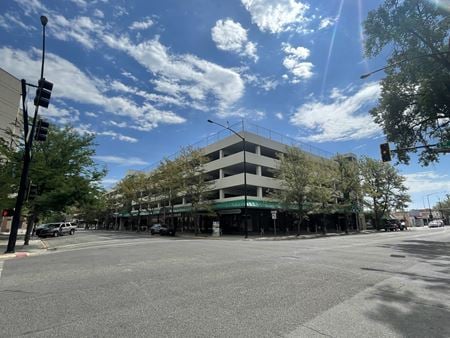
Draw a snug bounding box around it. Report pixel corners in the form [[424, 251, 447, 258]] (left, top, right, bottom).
[[271, 210, 277, 220]]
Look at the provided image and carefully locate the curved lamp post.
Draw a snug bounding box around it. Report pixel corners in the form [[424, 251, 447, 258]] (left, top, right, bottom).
[[207, 119, 248, 239], [360, 51, 450, 79]]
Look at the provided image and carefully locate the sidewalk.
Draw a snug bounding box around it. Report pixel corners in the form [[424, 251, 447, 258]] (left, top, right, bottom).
[[105, 229, 378, 241], [0, 235, 47, 260]]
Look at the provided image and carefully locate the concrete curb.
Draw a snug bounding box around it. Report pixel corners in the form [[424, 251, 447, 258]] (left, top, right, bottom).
[[0, 239, 49, 261]]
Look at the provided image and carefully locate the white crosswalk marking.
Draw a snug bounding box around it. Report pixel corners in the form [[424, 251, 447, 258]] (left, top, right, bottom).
[[0, 260, 4, 280]]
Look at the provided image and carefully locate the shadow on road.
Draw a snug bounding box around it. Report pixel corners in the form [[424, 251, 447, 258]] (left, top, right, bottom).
[[380, 240, 450, 262], [364, 284, 450, 337], [360, 239, 450, 337]]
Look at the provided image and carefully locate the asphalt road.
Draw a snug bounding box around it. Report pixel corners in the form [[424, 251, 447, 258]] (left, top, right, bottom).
[[1, 228, 449, 337]]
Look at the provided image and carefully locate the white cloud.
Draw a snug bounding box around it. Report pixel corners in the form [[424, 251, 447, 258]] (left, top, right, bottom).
[[41, 104, 80, 125], [70, 0, 87, 8], [93, 9, 104, 18], [121, 70, 138, 81], [97, 130, 138, 143], [0, 13, 37, 31], [241, 0, 310, 34], [85, 111, 99, 117], [241, 72, 279, 91], [275, 112, 284, 120], [7, 8, 245, 115], [318, 17, 336, 30], [93, 155, 149, 166], [403, 172, 450, 194], [0, 47, 186, 131], [211, 19, 258, 62], [101, 177, 119, 187], [217, 108, 265, 120], [14, 0, 47, 16], [49, 15, 103, 49], [129, 17, 154, 30], [290, 82, 382, 142], [282, 42, 313, 83]]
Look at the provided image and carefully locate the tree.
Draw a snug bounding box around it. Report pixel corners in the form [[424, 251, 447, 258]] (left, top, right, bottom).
[[116, 171, 147, 231], [273, 147, 330, 236], [153, 157, 184, 231], [359, 157, 410, 229], [364, 0, 450, 165], [308, 160, 339, 234], [434, 194, 450, 224], [334, 155, 362, 232], [0, 125, 106, 242], [179, 146, 213, 234], [0, 127, 22, 209]]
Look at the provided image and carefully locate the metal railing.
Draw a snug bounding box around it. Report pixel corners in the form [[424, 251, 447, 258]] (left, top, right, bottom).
[[136, 120, 334, 173]]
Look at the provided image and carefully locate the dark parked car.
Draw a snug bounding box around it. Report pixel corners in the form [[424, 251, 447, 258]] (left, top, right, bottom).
[[159, 225, 176, 236], [378, 219, 403, 232], [150, 224, 162, 235]]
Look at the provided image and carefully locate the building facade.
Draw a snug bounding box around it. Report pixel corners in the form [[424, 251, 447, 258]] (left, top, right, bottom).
[[0, 68, 22, 147], [0, 68, 24, 232], [111, 123, 362, 235]]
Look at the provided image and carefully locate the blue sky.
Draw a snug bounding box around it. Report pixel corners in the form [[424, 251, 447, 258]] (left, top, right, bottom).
[[1, 0, 449, 209]]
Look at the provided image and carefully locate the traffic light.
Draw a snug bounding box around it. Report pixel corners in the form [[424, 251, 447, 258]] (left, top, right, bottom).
[[380, 143, 391, 162], [26, 181, 39, 201], [34, 119, 50, 141], [2, 209, 14, 217], [34, 78, 53, 108]]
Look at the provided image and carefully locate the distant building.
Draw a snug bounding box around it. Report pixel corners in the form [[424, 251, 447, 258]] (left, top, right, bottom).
[[0, 68, 22, 148], [108, 122, 364, 234], [0, 68, 23, 233]]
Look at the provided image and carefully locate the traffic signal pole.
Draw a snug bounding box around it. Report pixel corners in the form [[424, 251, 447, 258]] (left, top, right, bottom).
[[5, 16, 48, 253]]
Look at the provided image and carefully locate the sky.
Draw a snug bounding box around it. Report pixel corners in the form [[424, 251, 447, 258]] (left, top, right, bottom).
[[0, 0, 449, 210]]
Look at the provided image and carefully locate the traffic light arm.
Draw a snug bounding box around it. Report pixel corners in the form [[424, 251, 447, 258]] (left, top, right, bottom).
[[380, 142, 447, 162]]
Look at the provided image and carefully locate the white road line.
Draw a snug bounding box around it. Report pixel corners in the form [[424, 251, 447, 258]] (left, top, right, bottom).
[[0, 261, 4, 280]]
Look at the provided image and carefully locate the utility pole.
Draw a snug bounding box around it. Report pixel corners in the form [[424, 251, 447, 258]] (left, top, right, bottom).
[[5, 16, 51, 253], [208, 119, 248, 238]]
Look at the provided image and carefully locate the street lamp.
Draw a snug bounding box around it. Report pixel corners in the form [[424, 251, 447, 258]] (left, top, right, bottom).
[[426, 191, 445, 225], [360, 51, 450, 79], [5, 16, 50, 253], [207, 119, 248, 238]]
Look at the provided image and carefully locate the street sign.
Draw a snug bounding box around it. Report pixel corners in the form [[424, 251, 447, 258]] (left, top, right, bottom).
[[271, 210, 277, 220], [437, 141, 450, 149]]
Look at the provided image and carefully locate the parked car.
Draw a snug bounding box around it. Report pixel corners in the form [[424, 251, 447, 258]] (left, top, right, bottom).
[[159, 225, 176, 236], [428, 220, 444, 228], [150, 224, 162, 235], [378, 219, 401, 232], [36, 222, 76, 237]]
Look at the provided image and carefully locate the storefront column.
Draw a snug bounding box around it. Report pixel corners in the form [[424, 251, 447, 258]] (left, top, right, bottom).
[[257, 187, 263, 198]]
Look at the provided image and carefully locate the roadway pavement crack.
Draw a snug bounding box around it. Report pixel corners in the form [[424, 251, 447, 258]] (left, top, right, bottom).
[[300, 324, 334, 337]]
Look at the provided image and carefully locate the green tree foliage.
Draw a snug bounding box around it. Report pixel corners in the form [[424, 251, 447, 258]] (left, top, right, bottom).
[[334, 155, 362, 231], [434, 194, 450, 223], [28, 126, 106, 219], [153, 157, 184, 228], [0, 126, 106, 221], [273, 146, 335, 235], [359, 157, 410, 228], [364, 0, 450, 165], [116, 171, 147, 231], [179, 146, 213, 234]]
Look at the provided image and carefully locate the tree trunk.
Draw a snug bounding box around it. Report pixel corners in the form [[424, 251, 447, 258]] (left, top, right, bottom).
[[344, 212, 349, 234], [23, 212, 35, 245]]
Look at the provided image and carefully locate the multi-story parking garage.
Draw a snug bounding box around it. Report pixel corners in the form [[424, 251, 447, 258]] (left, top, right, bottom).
[[112, 122, 362, 235]]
